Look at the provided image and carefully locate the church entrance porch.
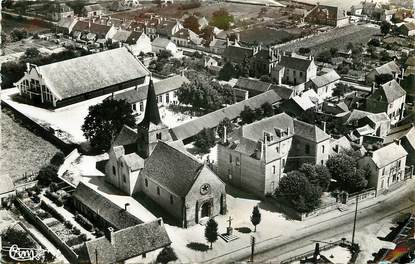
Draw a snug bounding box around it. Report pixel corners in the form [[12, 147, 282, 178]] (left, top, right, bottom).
[[201, 201, 212, 218]]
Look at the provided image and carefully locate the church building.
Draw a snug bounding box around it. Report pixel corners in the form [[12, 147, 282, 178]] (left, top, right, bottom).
[[106, 79, 226, 227]]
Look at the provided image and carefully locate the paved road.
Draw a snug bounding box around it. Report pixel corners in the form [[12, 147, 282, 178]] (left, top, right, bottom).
[[204, 180, 415, 263]]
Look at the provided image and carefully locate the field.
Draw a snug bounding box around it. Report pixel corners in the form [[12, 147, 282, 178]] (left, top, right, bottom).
[[1, 15, 50, 34], [0, 108, 59, 179], [276, 24, 381, 55]]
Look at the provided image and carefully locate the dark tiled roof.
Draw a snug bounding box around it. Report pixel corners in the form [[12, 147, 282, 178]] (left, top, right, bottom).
[[235, 78, 273, 93], [272, 85, 295, 100], [373, 61, 401, 76], [369, 79, 406, 103], [113, 75, 189, 104], [72, 182, 142, 230], [138, 79, 163, 130], [223, 45, 253, 64], [293, 119, 330, 142], [278, 55, 313, 72], [140, 141, 204, 197], [33, 47, 148, 100], [83, 4, 104, 12], [112, 125, 138, 147], [126, 31, 145, 45], [81, 219, 171, 264], [170, 90, 282, 140], [72, 21, 112, 36]]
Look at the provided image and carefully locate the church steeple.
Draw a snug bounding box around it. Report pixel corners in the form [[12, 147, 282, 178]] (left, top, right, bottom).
[[139, 77, 162, 128]]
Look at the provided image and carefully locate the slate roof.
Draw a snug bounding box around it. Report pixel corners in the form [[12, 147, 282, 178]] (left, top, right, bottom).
[[293, 119, 330, 142], [0, 174, 15, 194], [112, 29, 132, 42], [170, 90, 282, 140], [152, 37, 174, 48], [223, 45, 253, 64], [373, 61, 401, 76], [278, 55, 313, 72], [72, 182, 142, 230], [400, 22, 415, 31], [235, 78, 273, 93], [343, 110, 372, 125], [272, 85, 295, 100], [370, 79, 406, 103], [241, 113, 294, 142], [83, 4, 104, 12], [126, 31, 145, 45], [384, 125, 415, 145], [310, 70, 341, 88], [140, 141, 205, 197], [81, 219, 171, 264], [32, 47, 148, 100], [370, 143, 408, 168], [113, 75, 189, 104], [112, 125, 138, 147], [121, 153, 144, 172]]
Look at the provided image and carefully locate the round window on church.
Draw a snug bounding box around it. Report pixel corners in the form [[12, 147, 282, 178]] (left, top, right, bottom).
[[200, 184, 211, 195]]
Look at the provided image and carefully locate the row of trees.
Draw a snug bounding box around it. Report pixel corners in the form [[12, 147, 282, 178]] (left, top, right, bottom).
[[240, 103, 274, 124]]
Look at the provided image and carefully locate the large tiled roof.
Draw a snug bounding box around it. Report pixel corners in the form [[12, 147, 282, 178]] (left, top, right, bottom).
[[293, 119, 330, 142], [241, 113, 294, 142], [170, 90, 282, 140], [369, 79, 406, 103], [81, 219, 171, 264], [0, 174, 15, 194], [235, 78, 273, 93], [371, 143, 407, 168], [278, 55, 313, 72], [72, 182, 142, 230], [373, 61, 401, 76], [113, 75, 189, 104], [140, 141, 204, 197], [34, 47, 148, 100], [310, 70, 341, 88], [223, 45, 253, 63], [152, 37, 174, 48], [72, 21, 112, 36], [272, 85, 296, 100]]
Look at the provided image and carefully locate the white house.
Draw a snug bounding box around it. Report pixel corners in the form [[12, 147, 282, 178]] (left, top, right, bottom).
[[306, 69, 341, 99], [126, 31, 152, 55], [151, 37, 180, 57]]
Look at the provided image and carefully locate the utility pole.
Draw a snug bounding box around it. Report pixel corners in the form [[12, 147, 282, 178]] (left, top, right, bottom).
[[351, 195, 359, 246], [250, 236, 256, 262]]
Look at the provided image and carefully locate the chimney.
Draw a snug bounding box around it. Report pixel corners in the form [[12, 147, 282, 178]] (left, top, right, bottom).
[[394, 139, 401, 145], [105, 227, 115, 244], [322, 121, 326, 133], [371, 82, 376, 94], [124, 203, 130, 211], [26, 63, 31, 72], [286, 127, 290, 135], [88, 19, 91, 29], [236, 33, 240, 42], [226, 37, 230, 47]]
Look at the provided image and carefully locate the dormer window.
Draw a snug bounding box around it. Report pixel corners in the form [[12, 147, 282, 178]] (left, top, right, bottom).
[[156, 132, 162, 140]]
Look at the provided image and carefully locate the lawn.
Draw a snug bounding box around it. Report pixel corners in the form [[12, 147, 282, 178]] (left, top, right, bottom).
[[0, 108, 59, 180]]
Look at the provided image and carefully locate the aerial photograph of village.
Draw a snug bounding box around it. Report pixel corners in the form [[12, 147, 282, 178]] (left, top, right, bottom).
[[0, 0, 414, 263]]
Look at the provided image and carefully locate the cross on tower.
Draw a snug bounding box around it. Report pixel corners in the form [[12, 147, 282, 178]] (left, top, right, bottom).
[[227, 216, 233, 229]]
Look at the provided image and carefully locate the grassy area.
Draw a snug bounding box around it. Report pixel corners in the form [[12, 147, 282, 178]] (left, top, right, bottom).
[[1, 15, 50, 34], [0, 108, 59, 179]]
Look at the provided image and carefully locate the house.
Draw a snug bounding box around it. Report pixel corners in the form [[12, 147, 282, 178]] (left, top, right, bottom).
[[366, 80, 406, 125], [151, 37, 179, 56], [171, 28, 202, 47], [380, 9, 396, 22], [111, 75, 189, 114], [126, 31, 152, 55], [306, 69, 341, 99], [49, 3, 73, 22], [139, 141, 227, 227], [156, 19, 183, 37], [82, 4, 105, 18], [111, 29, 132, 43], [71, 20, 117, 41], [204, 56, 220, 72], [14, 47, 149, 108], [360, 112, 391, 138], [111, 0, 140, 11], [304, 4, 350, 27], [280, 89, 320, 117], [397, 23, 415, 37], [358, 141, 408, 193], [329, 136, 353, 156], [217, 113, 331, 196], [78, 219, 171, 264], [169, 90, 282, 143], [350, 4, 364, 16], [361, 0, 383, 18], [366, 60, 401, 84], [272, 53, 317, 85], [383, 124, 415, 168], [56, 17, 78, 34], [233, 78, 273, 98], [0, 174, 15, 207]]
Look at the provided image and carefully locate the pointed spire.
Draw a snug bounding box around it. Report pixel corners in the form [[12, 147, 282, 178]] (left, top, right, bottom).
[[139, 76, 162, 127]]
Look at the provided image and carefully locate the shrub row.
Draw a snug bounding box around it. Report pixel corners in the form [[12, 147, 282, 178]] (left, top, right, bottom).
[[45, 190, 63, 207], [40, 200, 65, 222], [75, 214, 94, 231]]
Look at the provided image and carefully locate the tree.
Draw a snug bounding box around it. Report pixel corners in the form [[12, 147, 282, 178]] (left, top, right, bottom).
[[218, 62, 237, 81], [250, 205, 261, 232], [82, 99, 135, 152], [299, 163, 331, 191], [316, 50, 331, 63], [10, 29, 27, 42], [380, 21, 391, 35], [261, 102, 274, 117], [50, 151, 65, 166], [210, 8, 234, 30], [278, 171, 322, 213], [194, 128, 216, 153], [158, 50, 172, 61], [205, 218, 218, 249], [217, 118, 233, 139], [156, 246, 178, 264], [37, 165, 58, 186], [24, 48, 41, 59], [368, 38, 381, 47], [333, 83, 349, 99], [326, 153, 368, 193], [330, 47, 338, 57], [240, 106, 256, 124], [375, 73, 394, 85], [183, 15, 200, 33], [201, 26, 215, 46]]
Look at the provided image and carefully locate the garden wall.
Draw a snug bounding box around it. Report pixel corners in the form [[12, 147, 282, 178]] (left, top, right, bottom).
[[15, 198, 79, 263]]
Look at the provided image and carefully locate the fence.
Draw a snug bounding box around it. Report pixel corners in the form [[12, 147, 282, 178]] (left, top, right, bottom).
[[346, 188, 377, 205], [15, 180, 38, 194], [15, 198, 79, 263]]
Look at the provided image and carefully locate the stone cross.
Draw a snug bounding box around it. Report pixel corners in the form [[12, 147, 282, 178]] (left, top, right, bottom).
[[227, 216, 233, 229]]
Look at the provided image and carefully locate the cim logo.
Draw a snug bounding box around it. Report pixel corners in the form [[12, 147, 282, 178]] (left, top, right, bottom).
[[7, 245, 46, 262]]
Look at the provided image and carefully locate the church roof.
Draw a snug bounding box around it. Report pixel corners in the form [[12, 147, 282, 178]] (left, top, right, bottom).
[[112, 125, 138, 147], [278, 55, 313, 72], [140, 141, 205, 197], [138, 78, 163, 130]]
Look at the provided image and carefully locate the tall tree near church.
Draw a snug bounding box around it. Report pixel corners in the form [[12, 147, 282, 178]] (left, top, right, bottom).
[[251, 205, 261, 232], [205, 218, 218, 249], [82, 99, 135, 153], [183, 15, 200, 33]]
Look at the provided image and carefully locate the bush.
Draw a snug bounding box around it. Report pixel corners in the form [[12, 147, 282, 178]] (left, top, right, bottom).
[[80, 233, 88, 241], [40, 200, 65, 222], [32, 195, 40, 204], [50, 152, 65, 166], [45, 190, 63, 207], [194, 128, 216, 153], [156, 246, 178, 264], [64, 220, 73, 229], [37, 165, 58, 186], [75, 214, 94, 231], [72, 227, 81, 235]]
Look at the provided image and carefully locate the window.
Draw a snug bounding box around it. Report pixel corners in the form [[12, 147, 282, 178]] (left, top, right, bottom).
[[229, 154, 232, 163], [157, 186, 160, 195], [236, 157, 240, 166], [166, 93, 169, 103], [322, 145, 325, 154], [139, 102, 144, 111], [145, 178, 148, 187], [282, 159, 286, 167], [112, 166, 116, 175], [305, 144, 310, 154], [382, 168, 386, 175], [381, 180, 384, 189], [300, 71, 303, 77], [122, 174, 126, 183], [276, 146, 280, 153], [120, 162, 123, 168], [132, 104, 137, 111], [156, 132, 162, 140], [170, 195, 174, 204], [272, 165, 276, 174]]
